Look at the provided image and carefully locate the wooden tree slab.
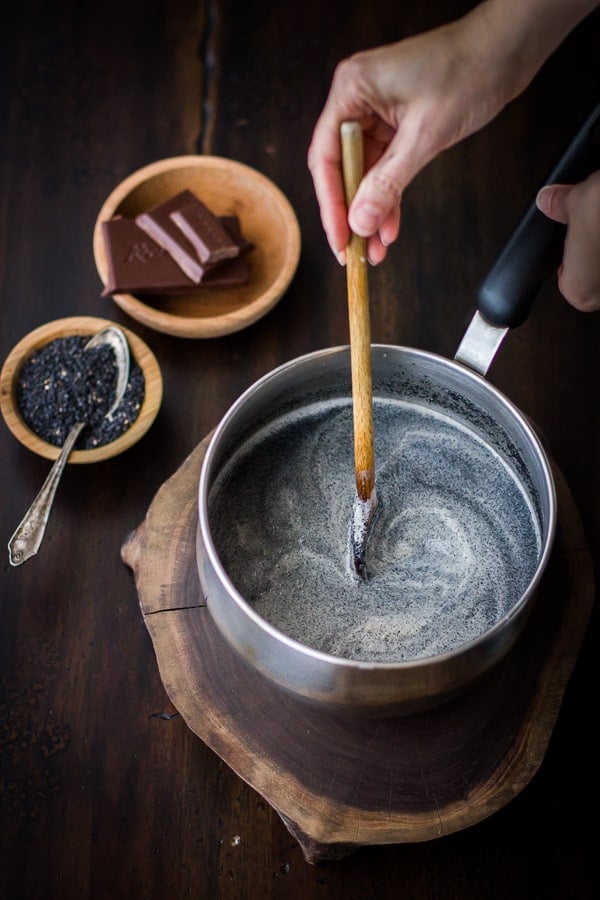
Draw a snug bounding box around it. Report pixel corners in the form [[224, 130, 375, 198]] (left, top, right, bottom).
[[121, 435, 594, 863]]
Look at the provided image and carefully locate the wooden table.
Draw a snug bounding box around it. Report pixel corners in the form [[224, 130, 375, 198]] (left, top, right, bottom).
[[1, 1, 598, 897]]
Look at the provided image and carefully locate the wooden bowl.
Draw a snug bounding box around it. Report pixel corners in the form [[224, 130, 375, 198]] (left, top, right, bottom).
[[92, 156, 302, 338], [0, 316, 163, 463]]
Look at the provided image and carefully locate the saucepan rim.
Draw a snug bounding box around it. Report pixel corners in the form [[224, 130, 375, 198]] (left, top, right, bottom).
[[197, 343, 557, 672]]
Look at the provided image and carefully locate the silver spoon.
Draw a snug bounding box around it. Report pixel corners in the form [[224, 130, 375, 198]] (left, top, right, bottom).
[[8, 326, 130, 567]]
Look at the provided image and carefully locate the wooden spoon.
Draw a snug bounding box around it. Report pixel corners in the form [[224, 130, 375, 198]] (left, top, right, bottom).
[[341, 120, 377, 578]]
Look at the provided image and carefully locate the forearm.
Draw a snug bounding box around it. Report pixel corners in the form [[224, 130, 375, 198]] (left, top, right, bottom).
[[465, 0, 599, 102], [307, 0, 599, 261]]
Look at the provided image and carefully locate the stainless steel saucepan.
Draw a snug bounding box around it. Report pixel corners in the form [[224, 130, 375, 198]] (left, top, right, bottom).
[[196, 102, 600, 716]]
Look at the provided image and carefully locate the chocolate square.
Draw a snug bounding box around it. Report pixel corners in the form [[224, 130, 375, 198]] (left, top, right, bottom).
[[170, 199, 240, 265], [203, 254, 250, 287], [135, 189, 207, 283], [219, 215, 255, 257], [101, 216, 195, 295]]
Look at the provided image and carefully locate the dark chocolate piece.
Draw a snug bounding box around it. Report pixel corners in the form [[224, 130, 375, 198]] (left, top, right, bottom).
[[101, 216, 196, 295], [135, 189, 207, 283], [218, 215, 255, 257], [170, 199, 240, 265], [202, 254, 250, 287]]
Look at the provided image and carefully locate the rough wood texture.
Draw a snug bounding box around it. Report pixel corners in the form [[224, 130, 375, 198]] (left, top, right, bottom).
[[2, 0, 599, 896], [342, 122, 375, 502], [122, 435, 593, 864]]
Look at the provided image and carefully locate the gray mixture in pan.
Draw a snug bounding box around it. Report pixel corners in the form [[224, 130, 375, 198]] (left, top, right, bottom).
[[209, 398, 541, 662]]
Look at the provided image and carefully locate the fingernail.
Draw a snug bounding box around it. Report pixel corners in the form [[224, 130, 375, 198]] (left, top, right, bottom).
[[536, 185, 552, 211], [351, 204, 380, 236], [335, 249, 346, 266]]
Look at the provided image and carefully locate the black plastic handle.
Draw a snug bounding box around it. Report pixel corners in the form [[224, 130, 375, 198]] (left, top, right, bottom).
[[477, 100, 600, 328]]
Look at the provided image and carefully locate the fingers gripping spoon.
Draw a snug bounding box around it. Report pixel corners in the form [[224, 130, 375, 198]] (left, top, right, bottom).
[[341, 121, 377, 579], [8, 326, 130, 566]]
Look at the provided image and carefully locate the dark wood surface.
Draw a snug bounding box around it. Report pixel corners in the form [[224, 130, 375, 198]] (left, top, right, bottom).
[[123, 436, 593, 865], [1, 1, 598, 897]]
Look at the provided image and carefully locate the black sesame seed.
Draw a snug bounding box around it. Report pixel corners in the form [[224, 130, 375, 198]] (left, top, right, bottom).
[[16, 335, 145, 449]]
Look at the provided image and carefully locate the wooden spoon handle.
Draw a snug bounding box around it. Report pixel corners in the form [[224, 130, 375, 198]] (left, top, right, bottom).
[[341, 120, 375, 501]]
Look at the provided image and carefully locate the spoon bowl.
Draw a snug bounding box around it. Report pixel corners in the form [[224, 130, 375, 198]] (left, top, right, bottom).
[[84, 326, 131, 418]]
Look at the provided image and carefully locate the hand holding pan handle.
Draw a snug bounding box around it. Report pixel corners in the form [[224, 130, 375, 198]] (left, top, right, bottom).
[[477, 99, 600, 329]]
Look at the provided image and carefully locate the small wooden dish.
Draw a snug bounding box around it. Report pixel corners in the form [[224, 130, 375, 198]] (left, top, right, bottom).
[[92, 156, 302, 338], [0, 316, 163, 463]]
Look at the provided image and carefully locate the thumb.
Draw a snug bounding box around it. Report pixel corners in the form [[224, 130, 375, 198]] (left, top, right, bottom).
[[536, 183, 573, 225], [348, 124, 435, 238], [348, 166, 404, 238], [348, 132, 415, 238]]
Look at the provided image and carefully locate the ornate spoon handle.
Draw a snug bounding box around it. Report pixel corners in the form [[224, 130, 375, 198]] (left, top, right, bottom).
[[8, 421, 86, 566], [8, 325, 130, 567]]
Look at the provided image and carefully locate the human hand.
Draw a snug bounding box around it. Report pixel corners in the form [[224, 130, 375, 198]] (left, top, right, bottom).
[[308, 0, 598, 266], [536, 171, 600, 312], [308, 22, 504, 264]]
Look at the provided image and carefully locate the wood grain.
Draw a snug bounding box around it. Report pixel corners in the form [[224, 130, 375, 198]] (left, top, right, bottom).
[[341, 122, 375, 499], [2, 0, 599, 896], [122, 435, 594, 864]]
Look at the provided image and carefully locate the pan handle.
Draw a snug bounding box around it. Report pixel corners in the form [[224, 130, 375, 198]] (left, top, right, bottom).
[[477, 99, 600, 329]]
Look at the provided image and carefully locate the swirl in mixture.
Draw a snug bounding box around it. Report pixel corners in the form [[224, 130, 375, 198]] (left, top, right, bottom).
[[209, 398, 541, 662]]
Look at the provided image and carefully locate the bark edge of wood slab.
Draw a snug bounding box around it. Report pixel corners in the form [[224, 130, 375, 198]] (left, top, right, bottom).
[[121, 436, 594, 863]]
